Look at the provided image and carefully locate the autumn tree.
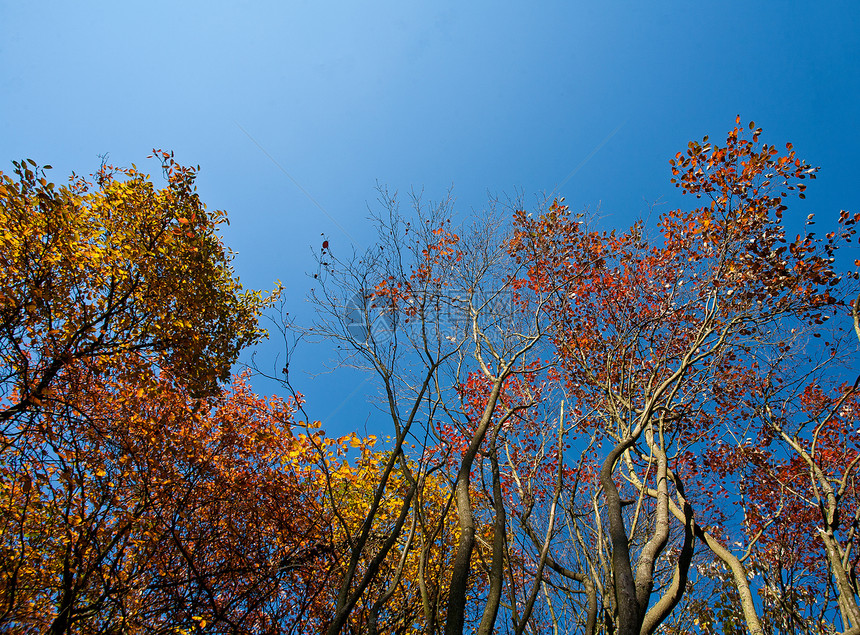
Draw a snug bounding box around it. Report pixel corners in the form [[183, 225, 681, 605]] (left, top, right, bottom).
[[0, 155, 325, 633], [307, 188, 562, 635], [309, 120, 859, 635], [506, 118, 859, 635], [703, 256, 860, 633], [0, 363, 341, 633], [0, 152, 271, 419]]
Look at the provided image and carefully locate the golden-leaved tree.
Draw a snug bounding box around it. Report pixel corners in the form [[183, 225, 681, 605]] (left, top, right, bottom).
[[0, 155, 338, 634]]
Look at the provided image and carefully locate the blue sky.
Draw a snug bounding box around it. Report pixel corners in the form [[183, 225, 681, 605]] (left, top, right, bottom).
[[2, 1, 858, 433]]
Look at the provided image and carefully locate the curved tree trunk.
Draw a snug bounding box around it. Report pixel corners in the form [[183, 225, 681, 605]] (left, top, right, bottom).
[[445, 379, 504, 635]]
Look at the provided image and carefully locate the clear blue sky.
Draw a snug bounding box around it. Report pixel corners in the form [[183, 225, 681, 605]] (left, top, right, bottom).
[[2, 1, 858, 434]]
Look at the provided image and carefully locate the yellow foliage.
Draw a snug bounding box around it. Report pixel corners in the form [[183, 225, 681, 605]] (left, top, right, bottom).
[[0, 155, 279, 404], [318, 442, 461, 634]]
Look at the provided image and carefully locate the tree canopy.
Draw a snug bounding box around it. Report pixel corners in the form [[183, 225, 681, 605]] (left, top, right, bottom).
[[2, 122, 860, 634]]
